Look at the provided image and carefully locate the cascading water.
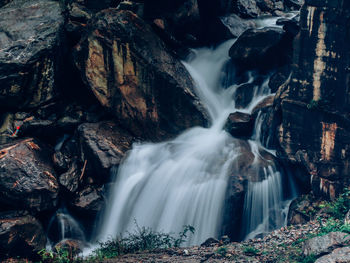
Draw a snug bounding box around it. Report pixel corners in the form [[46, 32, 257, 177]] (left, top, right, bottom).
[[47, 208, 86, 245], [96, 18, 297, 246]]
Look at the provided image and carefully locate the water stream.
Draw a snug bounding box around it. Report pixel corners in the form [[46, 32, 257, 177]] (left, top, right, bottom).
[[95, 17, 297, 246]]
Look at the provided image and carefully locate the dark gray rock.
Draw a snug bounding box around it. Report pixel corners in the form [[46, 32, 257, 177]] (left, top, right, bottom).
[[59, 161, 81, 193], [229, 27, 290, 70], [220, 14, 256, 38], [70, 186, 104, 216], [0, 0, 64, 110], [233, 83, 256, 109], [233, 0, 260, 18], [224, 112, 254, 138], [0, 214, 46, 259], [78, 121, 134, 182], [0, 138, 58, 212], [201, 237, 220, 247]]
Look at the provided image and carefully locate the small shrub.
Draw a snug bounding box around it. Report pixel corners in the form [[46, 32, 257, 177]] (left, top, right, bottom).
[[329, 188, 350, 220], [39, 224, 195, 262], [92, 224, 195, 259], [215, 246, 228, 257], [38, 247, 76, 263], [243, 246, 260, 256], [300, 254, 317, 263]]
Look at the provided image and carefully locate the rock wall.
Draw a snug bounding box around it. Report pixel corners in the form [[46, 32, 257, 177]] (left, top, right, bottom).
[[277, 0, 350, 199]]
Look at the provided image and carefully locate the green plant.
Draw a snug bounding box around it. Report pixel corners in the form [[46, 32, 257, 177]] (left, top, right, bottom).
[[38, 247, 76, 263], [243, 246, 260, 256], [301, 254, 317, 263], [329, 188, 350, 220], [215, 246, 228, 257], [92, 224, 195, 259], [318, 217, 350, 236], [173, 225, 195, 247]]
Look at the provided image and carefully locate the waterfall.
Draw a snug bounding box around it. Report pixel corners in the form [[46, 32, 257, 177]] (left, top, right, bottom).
[[97, 40, 238, 245], [96, 19, 296, 246], [47, 208, 86, 245]]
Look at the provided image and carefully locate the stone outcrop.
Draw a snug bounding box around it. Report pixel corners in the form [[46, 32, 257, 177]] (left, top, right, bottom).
[[70, 186, 105, 216], [0, 138, 58, 212], [77, 121, 134, 181], [224, 112, 254, 138], [315, 247, 350, 263], [74, 10, 208, 140], [229, 27, 293, 71], [277, 0, 350, 198], [303, 232, 350, 257], [0, 0, 64, 110], [0, 212, 46, 259]]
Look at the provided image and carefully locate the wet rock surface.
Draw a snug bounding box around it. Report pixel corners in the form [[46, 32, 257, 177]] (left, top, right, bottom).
[[0, 214, 46, 259], [77, 121, 134, 181], [0, 0, 64, 110], [74, 10, 208, 140], [0, 138, 58, 212], [229, 27, 292, 70], [276, 0, 350, 198], [0, 0, 349, 260], [70, 186, 105, 216], [224, 112, 254, 138]]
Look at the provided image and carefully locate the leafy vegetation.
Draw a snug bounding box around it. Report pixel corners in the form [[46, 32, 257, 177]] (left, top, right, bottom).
[[38, 224, 195, 263], [242, 245, 260, 256], [92, 224, 195, 259], [215, 246, 228, 257], [328, 188, 350, 220], [38, 247, 76, 263]]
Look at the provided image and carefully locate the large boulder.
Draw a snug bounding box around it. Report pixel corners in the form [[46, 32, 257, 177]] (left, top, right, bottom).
[[74, 10, 208, 140], [229, 27, 291, 71], [220, 14, 256, 38], [303, 232, 350, 257], [233, 83, 256, 109], [315, 247, 350, 263], [0, 138, 58, 212], [144, 0, 201, 43], [0, 0, 64, 110], [77, 121, 134, 181], [0, 212, 46, 259], [224, 112, 254, 138], [232, 0, 260, 18], [70, 186, 105, 216]]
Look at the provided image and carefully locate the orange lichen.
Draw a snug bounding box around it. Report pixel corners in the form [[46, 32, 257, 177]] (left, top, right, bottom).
[[320, 122, 337, 161]]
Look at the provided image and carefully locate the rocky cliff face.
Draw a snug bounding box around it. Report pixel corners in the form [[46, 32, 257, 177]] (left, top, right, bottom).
[[277, 0, 350, 199]]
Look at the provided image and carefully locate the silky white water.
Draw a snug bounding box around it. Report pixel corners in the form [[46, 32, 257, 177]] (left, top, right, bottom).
[[47, 208, 86, 245], [98, 40, 239, 245], [97, 18, 296, 246]]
